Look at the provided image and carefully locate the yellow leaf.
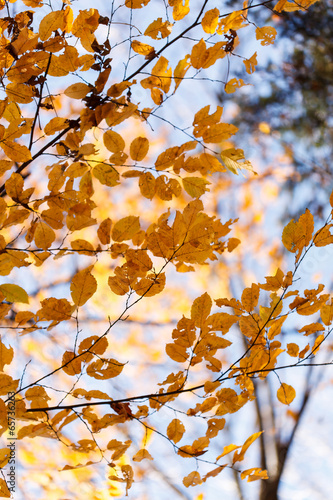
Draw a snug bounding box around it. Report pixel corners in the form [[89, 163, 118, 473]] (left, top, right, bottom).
[[165, 343, 188, 362], [225, 78, 247, 94], [112, 216, 140, 242], [203, 123, 238, 143], [243, 52, 257, 74], [64, 82, 91, 99], [39, 10, 65, 41], [287, 343, 299, 357], [191, 292, 212, 328], [86, 358, 124, 379], [0, 448, 10, 469], [139, 172, 156, 199], [103, 130, 125, 153], [93, 164, 120, 187], [133, 272, 166, 297], [132, 449, 153, 462], [2, 141, 32, 162], [312, 333, 325, 355], [277, 383, 296, 405], [233, 431, 263, 463], [125, 0, 150, 8], [6, 83, 34, 103], [62, 350, 82, 376], [0, 284, 29, 304], [70, 267, 97, 306], [201, 8, 219, 34], [39, 297, 72, 321], [131, 41, 155, 57], [174, 55, 191, 91], [0, 478, 10, 498], [107, 439, 131, 461], [183, 177, 210, 198], [183, 471, 202, 487], [216, 443, 240, 460], [240, 468, 268, 482], [169, 0, 190, 20], [241, 284, 259, 312], [256, 26, 277, 45], [130, 137, 149, 161], [167, 418, 185, 443], [44, 117, 68, 135], [71, 239, 95, 256], [34, 221, 56, 250], [97, 218, 112, 245], [144, 18, 173, 39]]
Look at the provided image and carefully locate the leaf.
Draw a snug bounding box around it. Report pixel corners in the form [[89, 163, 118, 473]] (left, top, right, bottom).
[[131, 41, 155, 57], [103, 130, 125, 153], [132, 449, 153, 461], [183, 471, 202, 487], [0, 478, 10, 498], [112, 216, 140, 242], [144, 18, 173, 39], [277, 383, 296, 405], [64, 83, 91, 99], [133, 272, 166, 297], [62, 351, 82, 376], [2, 141, 32, 162], [233, 431, 263, 463], [34, 221, 56, 250], [0, 284, 29, 304], [93, 164, 120, 187], [86, 358, 124, 379], [183, 177, 210, 198], [191, 292, 212, 328], [129, 137, 149, 161], [70, 267, 97, 306], [97, 218, 112, 245], [39, 10, 64, 41], [256, 26, 277, 45], [243, 52, 258, 74], [201, 8, 219, 34], [167, 418, 185, 443]]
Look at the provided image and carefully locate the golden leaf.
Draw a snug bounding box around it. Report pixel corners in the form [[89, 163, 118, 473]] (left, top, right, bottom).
[[277, 383, 296, 405], [93, 164, 120, 187], [191, 292, 212, 328], [167, 418, 185, 443], [0, 284, 29, 304], [112, 216, 140, 242], [62, 351, 82, 376], [103, 130, 125, 153], [133, 272, 166, 297], [97, 218, 112, 245], [64, 82, 91, 99], [34, 221, 56, 250], [2, 141, 32, 162], [131, 40, 155, 57], [70, 267, 97, 306], [0, 478, 10, 498], [233, 431, 263, 463], [183, 471, 202, 487], [144, 18, 173, 39], [132, 449, 153, 461], [86, 358, 124, 379], [183, 177, 210, 198], [201, 8, 219, 34], [256, 26, 277, 45], [38, 10, 64, 41], [130, 137, 149, 161]]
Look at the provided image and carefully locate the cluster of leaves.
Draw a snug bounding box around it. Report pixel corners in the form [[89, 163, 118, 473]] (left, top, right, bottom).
[[0, 0, 331, 498]]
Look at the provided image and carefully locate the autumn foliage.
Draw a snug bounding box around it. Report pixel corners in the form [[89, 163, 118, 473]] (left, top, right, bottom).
[[0, 0, 330, 498]]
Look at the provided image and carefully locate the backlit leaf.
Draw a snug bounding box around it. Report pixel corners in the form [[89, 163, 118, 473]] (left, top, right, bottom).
[[0, 284, 29, 304], [277, 383, 296, 405], [167, 418, 185, 443], [70, 267, 97, 306]]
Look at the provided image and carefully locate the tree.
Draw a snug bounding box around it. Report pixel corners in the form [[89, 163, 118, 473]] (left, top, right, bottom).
[[0, 0, 331, 498]]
